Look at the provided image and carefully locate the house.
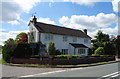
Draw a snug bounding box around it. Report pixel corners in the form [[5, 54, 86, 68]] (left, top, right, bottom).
[[28, 16, 91, 56]]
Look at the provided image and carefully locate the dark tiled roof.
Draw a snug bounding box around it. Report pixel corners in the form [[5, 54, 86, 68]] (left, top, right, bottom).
[[69, 43, 88, 48], [34, 22, 91, 38]]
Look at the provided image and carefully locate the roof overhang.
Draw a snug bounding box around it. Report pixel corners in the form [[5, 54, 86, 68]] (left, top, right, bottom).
[[69, 43, 88, 48]]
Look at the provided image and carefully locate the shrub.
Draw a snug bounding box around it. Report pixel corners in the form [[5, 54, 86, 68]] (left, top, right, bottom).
[[55, 49, 61, 55], [2, 43, 40, 62], [2, 44, 18, 62], [94, 47, 104, 56], [48, 42, 56, 56], [55, 55, 82, 58]]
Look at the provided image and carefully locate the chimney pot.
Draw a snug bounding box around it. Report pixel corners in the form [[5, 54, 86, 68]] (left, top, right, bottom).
[[83, 29, 87, 35], [33, 16, 37, 24]]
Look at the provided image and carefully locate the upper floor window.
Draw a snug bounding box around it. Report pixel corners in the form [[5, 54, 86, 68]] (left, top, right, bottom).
[[45, 34, 53, 41], [84, 39, 89, 44], [63, 36, 67, 42], [73, 37, 77, 42]]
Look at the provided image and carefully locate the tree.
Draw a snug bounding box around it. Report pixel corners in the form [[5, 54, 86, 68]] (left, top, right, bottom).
[[48, 42, 56, 56], [4, 38, 15, 45], [91, 30, 110, 54], [16, 32, 28, 44], [114, 36, 120, 55], [94, 47, 104, 56]]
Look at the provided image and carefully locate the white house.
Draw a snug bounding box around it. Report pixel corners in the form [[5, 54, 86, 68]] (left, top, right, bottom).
[[28, 16, 91, 56]]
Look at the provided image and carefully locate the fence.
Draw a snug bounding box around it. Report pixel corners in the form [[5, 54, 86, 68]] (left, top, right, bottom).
[[10, 56, 115, 65]]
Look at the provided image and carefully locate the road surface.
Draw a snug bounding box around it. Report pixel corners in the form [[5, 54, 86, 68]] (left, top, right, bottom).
[[14, 62, 120, 79], [2, 65, 68, 77]]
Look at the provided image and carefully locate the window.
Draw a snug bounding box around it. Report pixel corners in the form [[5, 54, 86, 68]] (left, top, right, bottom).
[[78, 49, 85, 54], [62, 49, 68, 55], [84, 39, 89, 43], [73, 37, 77, 42], [63, 36, 67, 42], [39, 33, 41, 42], [45, 34, 53, 40]]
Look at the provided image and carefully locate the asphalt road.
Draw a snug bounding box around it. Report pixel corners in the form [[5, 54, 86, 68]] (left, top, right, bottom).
[[2, 65, 68, 77], [13, 62, 120, 79]]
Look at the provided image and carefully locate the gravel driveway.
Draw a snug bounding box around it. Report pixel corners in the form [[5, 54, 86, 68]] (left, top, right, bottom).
[[2, 64, 68, 77]]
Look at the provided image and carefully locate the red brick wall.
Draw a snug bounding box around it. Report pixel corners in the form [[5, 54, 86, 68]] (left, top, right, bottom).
[[10, 56, 115, 65]]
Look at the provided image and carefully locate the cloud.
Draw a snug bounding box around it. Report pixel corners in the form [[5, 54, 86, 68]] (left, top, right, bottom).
[[88, 26, 118, 38], [1, 0, 41, 25], [112, 0, 120, 12], [59, 13, 117, 31], [63, 0, 120, 12], [37, 17, 55, 24], [63, 0, 101, 6], [8, 20, 20, 25], [59, 13, 117, 38], [0, 30, 29, 45]]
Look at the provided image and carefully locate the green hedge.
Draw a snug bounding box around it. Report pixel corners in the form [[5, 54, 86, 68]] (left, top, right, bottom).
[[55, 55, 85, 58], [2, 43, 40, 62]]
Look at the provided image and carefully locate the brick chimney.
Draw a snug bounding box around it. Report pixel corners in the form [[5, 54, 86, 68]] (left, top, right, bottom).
[[83, 29, 87, 35], [32, 16, 37, 24]]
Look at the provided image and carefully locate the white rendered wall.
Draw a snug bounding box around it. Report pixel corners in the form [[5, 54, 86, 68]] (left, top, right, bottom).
[[40, 33, 91, 55]]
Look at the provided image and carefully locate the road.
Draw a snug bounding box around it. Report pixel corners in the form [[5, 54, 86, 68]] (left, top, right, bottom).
[[2, 65, 68, 77], [13, 62, 120, 79]]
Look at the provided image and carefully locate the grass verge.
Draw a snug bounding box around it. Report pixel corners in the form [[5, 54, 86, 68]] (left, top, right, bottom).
[[1, 60, 119, 68]]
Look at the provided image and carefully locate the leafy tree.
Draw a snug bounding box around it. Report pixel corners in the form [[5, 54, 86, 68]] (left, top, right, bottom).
[[104, 42, 115, 55], [91, 30, 110, 54], [48, 42, 56, 56], [16, 32, 28, 44], [94, 47, 104, 56], [4, 38, 15, 45], [114, 36, 120, 55]]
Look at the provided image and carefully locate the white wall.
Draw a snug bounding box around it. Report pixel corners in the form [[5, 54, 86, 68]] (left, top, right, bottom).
[[28, 22, 39, 42], [40, 33, 91, 55]]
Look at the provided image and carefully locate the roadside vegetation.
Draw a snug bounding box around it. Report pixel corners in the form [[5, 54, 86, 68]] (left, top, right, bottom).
[[0, 45, 2, 54]]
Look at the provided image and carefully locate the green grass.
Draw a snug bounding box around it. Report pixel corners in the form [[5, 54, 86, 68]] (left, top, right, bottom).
[[0, 59, 6, 64]]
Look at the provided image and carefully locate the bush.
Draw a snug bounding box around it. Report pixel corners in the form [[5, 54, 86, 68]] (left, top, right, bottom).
[[94, 47, 104, 56], [2, 44, 18, 62], [55, 49, 61, 55], [2, 43, 40, 62], [48, 42, 56, 56], [55, 55, 83, 58]]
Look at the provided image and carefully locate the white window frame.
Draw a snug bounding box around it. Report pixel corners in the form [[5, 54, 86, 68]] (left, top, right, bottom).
[[73, 37, 77, 42], [45, 34, 53, 41], [84, 39, 89, 44], [78, 48, 85, 54], [63, 36, 67, 42], [62, 49, 68, 55]]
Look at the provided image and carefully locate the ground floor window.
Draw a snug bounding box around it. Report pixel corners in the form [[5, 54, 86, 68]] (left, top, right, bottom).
[[62, 49, 68, 55], [78, 48, 85, 54]]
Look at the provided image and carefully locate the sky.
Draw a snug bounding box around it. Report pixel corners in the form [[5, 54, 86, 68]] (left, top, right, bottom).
[[0, 0, 120, 45]]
